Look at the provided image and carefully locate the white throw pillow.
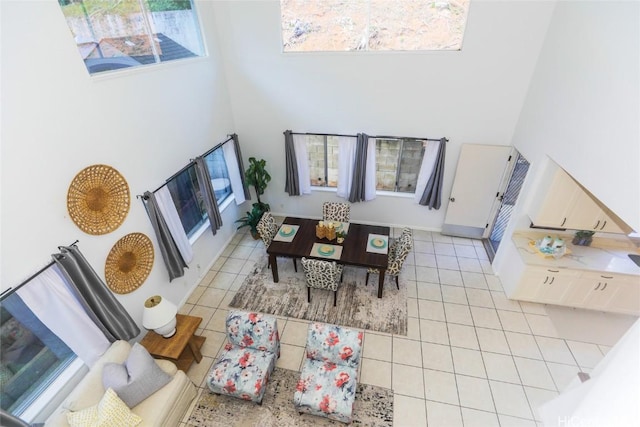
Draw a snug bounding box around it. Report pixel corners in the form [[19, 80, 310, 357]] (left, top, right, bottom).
[[67, 388, 142, 427]]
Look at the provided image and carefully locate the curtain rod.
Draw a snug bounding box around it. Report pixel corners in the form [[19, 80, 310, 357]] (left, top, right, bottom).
[[289, 131, 447, 143], [0, 240, 79, 301], [137, 135, 234, 200]]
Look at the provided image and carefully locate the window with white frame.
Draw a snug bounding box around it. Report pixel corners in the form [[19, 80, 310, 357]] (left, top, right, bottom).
[[0, 296, 76, 418], [57, 0, 205, 75], [375, 138, 426, 193], [280, 0, 470, 52], [303, 134, 427, 194], [306, 135, 339, 187], [166, 146, 232, 238]]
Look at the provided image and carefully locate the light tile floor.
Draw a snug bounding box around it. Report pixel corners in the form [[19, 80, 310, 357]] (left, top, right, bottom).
[[179, 222, 615, 426]]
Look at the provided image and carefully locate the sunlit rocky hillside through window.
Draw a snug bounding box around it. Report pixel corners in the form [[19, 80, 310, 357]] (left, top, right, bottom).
[[281, 0, 470, 52]]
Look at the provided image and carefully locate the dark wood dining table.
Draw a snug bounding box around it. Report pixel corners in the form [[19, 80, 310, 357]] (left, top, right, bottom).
[[266, 217, 391, 298]]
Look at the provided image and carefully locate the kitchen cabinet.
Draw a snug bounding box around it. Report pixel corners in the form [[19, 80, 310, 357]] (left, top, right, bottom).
[[566, 191, 629, 234], [512, 266, 580, 304], [529, 169, 578, 229], [566, 272, 640, 315], [529, 168, 631, 234], [509, 232, 640, 315], [513, 266, 640, 315]]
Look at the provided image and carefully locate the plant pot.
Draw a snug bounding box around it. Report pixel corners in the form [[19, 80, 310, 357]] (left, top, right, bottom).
[[572, 236, 592, 246]]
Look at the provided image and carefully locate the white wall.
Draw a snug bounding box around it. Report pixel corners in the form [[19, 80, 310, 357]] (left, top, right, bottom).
[[493, 0, 640, 277], [510, 0, 640, 233], [212, 0, 555, 230], [0, 1, 239, 330]]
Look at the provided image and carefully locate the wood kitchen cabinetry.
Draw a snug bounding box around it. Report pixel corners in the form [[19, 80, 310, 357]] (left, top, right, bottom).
[[565, 272, 640, 315], [513, 267, 640, 315], [530, 168, 631, 234], [512, 266, 579, 304]]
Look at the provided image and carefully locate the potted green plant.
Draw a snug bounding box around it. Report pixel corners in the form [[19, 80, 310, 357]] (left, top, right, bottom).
[[235, 204, 264, 239], [572, 230, 595, 246], [245, 157, 271, 213], [235, 158, 272, 239]]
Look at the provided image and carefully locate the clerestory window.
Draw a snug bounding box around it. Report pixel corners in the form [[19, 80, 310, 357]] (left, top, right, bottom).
[[280, 0, 470, 52], [57, 0, 206, 75]]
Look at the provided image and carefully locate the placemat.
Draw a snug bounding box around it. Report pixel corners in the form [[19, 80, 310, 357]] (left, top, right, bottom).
[[273, 224, 300, 242], [367, 234, 389, 254], [310, 243, 343, 260]]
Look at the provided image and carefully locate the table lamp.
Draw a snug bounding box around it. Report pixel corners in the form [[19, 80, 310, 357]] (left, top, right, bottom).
[[142, 295, 178, 338]]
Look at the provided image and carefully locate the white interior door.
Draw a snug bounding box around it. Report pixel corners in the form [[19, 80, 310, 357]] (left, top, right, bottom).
[[442, 144, 515, 238]]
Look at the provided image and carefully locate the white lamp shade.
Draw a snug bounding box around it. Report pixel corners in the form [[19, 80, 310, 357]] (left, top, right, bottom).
[[142, 295, 178, 338]]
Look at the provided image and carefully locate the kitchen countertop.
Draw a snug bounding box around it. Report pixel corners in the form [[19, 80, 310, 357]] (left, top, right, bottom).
[[512, 231, 640, 276]]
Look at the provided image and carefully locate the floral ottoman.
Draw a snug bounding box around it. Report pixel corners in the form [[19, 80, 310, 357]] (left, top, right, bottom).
[[206, 310, 280, 403], [293, 322, 363, 423]]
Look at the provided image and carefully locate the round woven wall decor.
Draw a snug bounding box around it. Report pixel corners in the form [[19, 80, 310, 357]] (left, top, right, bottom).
[[67, 164, 130, 235], [105, 232, 154, 294]]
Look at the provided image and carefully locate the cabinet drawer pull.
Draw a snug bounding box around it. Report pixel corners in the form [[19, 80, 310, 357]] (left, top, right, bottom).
[[561, 218, 566, 226], [547, 269, 559, 273], [549, 277, 555, 284], [594, 283, 601, 290], [601, 282, 608, 291], [600, 220, 607, 230], [543, 276, 549, 284], [594, 220, 600, 229], [601, 275, 613, 279]]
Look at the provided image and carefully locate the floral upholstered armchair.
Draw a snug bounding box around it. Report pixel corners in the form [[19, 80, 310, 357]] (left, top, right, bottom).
[[293, 322, 363, 423], [206, 310, 280, 404]]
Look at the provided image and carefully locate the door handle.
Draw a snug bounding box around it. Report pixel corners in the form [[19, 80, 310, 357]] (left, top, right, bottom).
[[549, 277, 555, 284], [450, 197, 455, 202], [595, 283, 601, 290], [601, 282, 607, 291], [600, 221, 607, 230]]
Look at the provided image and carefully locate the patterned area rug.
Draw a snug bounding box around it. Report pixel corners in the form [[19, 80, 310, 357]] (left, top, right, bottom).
[[229, 256, 407, 335], [187, 368, 393, 427]]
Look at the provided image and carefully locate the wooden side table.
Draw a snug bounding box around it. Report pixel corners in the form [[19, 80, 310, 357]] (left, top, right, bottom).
[[140, 314, 206, 372]]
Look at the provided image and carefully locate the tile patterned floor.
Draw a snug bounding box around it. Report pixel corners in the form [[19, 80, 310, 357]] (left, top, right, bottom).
[[178, 222, 614, 427]]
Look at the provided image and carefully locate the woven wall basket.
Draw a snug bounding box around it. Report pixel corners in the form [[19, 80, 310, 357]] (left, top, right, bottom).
[[105, 232, 154, 294], [67, 164, 130, 235]]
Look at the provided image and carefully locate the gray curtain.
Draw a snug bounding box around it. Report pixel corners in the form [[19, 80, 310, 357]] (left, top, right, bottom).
[[419, 138, 447, 210], [194, 157, 223, 235], [284, 130, 300, 196], [53, 245, 139, 342], [348, 133, 369, 203], [0, 410, 30, 427], [230, 133, 251, 200], [143, 190, 187, 281]]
